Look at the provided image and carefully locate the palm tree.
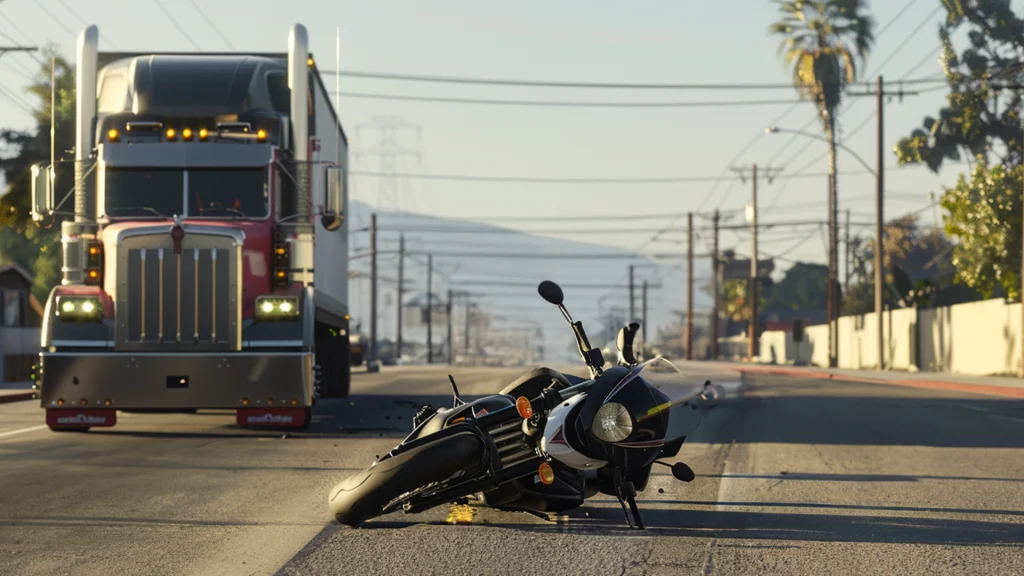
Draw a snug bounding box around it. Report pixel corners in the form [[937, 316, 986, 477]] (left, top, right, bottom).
[[769, 0, 874, 367]]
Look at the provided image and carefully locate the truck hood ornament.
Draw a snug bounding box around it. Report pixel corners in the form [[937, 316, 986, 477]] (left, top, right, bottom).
[[170, 214, 185, 255]]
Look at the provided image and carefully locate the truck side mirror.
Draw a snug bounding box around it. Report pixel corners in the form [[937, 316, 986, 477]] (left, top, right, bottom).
[[30, 162, 53, 222], [321, 166, 345, 231]]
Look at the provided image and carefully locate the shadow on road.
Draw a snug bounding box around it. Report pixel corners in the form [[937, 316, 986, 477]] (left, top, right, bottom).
[[361, 505, 1022, 547], [722, 376, 1024, 448]]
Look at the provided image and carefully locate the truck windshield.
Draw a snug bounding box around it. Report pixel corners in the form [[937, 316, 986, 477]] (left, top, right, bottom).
[[103, 167, 268, 219], [104, 168, 184, 217], [188, 168, 269, 218]]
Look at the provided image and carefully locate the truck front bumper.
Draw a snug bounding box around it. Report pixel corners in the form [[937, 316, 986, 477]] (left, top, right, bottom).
[[38, 351, 314, 410]]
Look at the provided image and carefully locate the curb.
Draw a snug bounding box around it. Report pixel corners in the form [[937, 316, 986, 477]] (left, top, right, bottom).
[[728, 364, 1024, 399], [0, 392, 36, 405]]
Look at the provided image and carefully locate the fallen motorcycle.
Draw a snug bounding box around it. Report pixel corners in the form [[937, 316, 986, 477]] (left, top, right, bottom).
[[328, 280, 711, 528]]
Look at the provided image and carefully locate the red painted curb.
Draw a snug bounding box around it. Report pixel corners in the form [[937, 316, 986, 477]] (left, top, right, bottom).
[[731, 365, 1024, 399], [0, 392, 35, 404]]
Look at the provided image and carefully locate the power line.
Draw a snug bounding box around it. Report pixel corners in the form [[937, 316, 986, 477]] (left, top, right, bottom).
[[0, 12, 42, 64], [152, 0, 203, 51], [187, 0, 236, 50], [742, 0, 946, 191], [340, 91, 810, 108], [56, 0, 121, 49], [408, 250, 711, 260], [321, 68, 943, 91], [347, 166, 891, 184], [31, 0, 75, 37]]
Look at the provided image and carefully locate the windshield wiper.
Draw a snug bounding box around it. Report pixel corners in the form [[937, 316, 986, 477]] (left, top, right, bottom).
[[197, 207, 249, 219], [107, 206, 169, 218]]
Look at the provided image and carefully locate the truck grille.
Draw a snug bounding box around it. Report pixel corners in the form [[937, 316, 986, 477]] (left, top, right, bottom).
[[114, 229, 241, 351]]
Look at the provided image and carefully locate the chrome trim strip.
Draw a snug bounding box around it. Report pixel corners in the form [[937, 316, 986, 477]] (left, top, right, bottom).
[[42, 351, 311, 358], [193, 248, 199, 343], [139, 248, 146, 340], [211, 249, 217, 342], [51, 339, 116, 348], [243, 340, 305, 348], [176, 250, 182, 343], [157, 248, 164, 342], [116, 223, 245, 247]]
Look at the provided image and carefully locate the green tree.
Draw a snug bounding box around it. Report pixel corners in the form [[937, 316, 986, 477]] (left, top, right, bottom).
[[894, 0, 1024, 300], [0, 47, 75, 301], [769, 0, 875, 222], [764, 262, 829, 311]]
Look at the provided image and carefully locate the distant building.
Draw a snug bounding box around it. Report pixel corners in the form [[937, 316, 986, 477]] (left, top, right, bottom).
[[0, 264, 43, 384]]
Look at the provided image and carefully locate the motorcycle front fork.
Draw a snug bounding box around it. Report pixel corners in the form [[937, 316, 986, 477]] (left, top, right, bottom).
[[613, 468, 645, 530]]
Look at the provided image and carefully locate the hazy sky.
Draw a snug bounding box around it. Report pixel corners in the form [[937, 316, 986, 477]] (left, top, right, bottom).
[[0, 0, 1010, 349]]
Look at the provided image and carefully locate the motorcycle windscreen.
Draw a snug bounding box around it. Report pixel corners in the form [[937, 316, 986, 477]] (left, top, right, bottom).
[[623, 358, 710, 444]]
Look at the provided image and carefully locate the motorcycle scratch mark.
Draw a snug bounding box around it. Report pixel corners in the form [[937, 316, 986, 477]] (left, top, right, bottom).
[[444, 503, 475, 524]]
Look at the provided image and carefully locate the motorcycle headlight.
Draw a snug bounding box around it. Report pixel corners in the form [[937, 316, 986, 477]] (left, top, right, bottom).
[[593, 402, 633, 443], [255, 296, 300, 321], [55, 296, 102, 322]]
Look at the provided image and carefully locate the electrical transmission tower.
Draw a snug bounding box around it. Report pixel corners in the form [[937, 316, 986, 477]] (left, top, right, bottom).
[[353, 117, 422, 213]]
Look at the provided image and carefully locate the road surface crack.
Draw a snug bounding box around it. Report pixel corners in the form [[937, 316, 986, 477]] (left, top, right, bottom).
[[700, 538, 718, 575]]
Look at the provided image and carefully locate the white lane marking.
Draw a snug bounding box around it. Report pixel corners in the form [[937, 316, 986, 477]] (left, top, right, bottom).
[[0, 425, 47, 438]]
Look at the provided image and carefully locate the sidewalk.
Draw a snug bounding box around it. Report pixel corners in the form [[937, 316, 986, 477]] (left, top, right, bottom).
[[0, 381, 35, 404], [697, 360, 1024, 399]]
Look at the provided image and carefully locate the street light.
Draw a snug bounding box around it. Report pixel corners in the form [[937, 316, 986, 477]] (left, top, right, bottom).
[[766, 122, 885, 370], [765, 126, 876, 175]]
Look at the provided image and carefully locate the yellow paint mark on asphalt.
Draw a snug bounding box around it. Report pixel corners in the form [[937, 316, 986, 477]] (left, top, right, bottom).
[[445, 503, 475, 524]]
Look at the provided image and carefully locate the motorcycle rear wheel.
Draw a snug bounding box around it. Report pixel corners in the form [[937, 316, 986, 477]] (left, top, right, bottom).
[[328, 431, 487, 527]]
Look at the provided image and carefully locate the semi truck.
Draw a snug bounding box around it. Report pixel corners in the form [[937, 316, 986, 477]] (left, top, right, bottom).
[[29, 23, 351, 431]]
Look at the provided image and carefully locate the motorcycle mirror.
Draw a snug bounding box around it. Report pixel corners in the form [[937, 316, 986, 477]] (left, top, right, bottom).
[[537, 280, 564, 306], [671, 462, 696, 483], [616, 323, 640, 366]]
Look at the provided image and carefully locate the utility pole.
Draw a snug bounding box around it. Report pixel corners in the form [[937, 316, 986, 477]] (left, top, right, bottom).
[[711, 210, 720, 359], [686, 212, 694, 360], [848, 76, 920, 370], [731, 164, 782, 361], [426, 254, 433, 364], [875, 75, 886, 370], [369, 213, 378, 363], [750, 164, 759, 361], [642, 280, 648, 356], [446, 289, 453, 365], [464, 298, 472, 356], [628, 265, 635, 323], [845, 208, 852, 300], [396, 233, 405, 361]]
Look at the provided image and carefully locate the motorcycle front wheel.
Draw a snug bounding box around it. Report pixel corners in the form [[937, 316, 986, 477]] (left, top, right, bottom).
[[327, 430, 487, 527]]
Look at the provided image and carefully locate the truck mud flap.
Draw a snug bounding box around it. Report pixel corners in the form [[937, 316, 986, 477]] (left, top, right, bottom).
[[236, 407, 308, 428], [46, 409, 117, 429]]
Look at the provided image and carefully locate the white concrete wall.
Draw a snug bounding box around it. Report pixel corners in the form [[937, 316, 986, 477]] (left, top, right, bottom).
[[756, 298, 1024, 377]]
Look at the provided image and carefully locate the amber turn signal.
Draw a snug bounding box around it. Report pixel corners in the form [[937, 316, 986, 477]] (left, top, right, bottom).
[[516, 396, 533, 419], [538, 462, 555, 485]]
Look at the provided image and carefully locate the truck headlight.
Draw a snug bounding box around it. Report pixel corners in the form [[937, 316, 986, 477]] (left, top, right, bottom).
[[255, 296, 299, 321], [592, 402, 633, 443], [55, 296, 102, 322]]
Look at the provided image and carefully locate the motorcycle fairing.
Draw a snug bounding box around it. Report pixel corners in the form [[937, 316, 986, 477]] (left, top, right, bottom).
[[409, 395, 516, 441]]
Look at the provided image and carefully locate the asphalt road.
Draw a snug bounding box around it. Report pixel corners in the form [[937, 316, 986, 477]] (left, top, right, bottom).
[[1, 365, 1022, 575]]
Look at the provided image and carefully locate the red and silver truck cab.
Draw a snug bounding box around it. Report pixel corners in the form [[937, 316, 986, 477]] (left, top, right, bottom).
[[30, 24, 351, 431]]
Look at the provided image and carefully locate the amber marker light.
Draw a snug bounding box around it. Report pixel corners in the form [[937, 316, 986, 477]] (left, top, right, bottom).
[[198, 128, 209, 141], [538, 462, 555, 485], [182, 128, 193, 140], [165, 128, 176, 141], [516, 396, 533, 419], [256, 129, 267, 142], [107, 128, 119, 142]]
